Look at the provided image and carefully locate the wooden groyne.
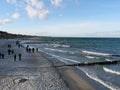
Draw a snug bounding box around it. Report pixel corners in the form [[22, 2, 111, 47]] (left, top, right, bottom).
[[112, 54, 120, 57], [54, 60, 120, 67]]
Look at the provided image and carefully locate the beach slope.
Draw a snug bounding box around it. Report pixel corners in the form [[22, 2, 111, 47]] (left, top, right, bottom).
[[0, 39, 96, 90]]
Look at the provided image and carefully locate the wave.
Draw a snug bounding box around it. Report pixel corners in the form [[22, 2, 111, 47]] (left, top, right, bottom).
[[103, 67, 120, 75], [61, 45, 70, 48], [42, 47, 120, 90], [105, 59, 112, 61], [45, 48, 68, 53], [85, 55, 98, 59], [39, 49, 79, 63], [80, 67, 120, 90], [82, 50, 110, 56], [50, 54, 80, 63], [45, 47, 76, 55], [51, 44, 70, 48], [51, 44, 61, 47]]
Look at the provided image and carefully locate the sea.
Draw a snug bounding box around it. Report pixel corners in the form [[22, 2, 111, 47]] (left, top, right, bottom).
[[22, 37, 120, 90]]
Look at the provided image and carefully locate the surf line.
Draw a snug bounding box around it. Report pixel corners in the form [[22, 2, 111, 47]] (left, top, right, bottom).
[[54, 60, 120, 67]]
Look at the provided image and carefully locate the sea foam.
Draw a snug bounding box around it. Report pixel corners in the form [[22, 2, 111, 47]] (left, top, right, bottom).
[[45, 48, 67, 53], [103, 67, 120, 75], [80, 67, 120, 90], [82, 50, 110, 56]]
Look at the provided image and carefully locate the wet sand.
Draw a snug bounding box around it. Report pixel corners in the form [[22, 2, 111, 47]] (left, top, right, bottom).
[[0, 39, 96, 90], [41, 53, 96, 90]]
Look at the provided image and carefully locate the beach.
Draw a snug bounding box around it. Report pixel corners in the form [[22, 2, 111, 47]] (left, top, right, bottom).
[[0, 39, 96, 90]]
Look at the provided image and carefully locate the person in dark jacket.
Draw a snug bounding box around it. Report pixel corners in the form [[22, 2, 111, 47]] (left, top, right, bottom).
[[18, 54, 21, 61], [11, 49, 14, 54], [14, 54, 17, 61], [36, 48, 38, 52], [32, 48, 35, 53], [8, 49, 11, 55], [1, 54, 4, 59]]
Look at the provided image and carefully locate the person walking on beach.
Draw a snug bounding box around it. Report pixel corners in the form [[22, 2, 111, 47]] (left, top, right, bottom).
[[8, 49, 12, 55], [28, 48, 31, 53], [26, 45, 29, 52], [36, 48, 38, 52], [26, 47, 28, 52], [18, 54, 21, 61], [1, 54, 4, 59], [8, 44, 11, 48], [18, 44, 20, 48], [11, 49, 14, 55], [32, 48, 35, 53], [14, 54, 17, 61]]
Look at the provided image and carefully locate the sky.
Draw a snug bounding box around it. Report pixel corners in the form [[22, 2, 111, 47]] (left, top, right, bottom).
[[0, 0, 120, 37]]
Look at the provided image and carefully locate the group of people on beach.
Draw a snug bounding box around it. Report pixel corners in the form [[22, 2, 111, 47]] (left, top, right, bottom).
[[26, 45, 38, 53], [8, 48, 14, 55], [7, 41, 22, 61], [16, 40, 22, 48], [1, 40, 39, 61], [13, 53, 21, 61]]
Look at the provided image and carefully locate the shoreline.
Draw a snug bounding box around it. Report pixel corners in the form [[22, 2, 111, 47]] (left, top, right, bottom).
[[0, 38, 109, 90], [40, 51, 109, 90], [75, 67, 109, 90], [57, 66, 95, 90], [40, 52, 96, 90]]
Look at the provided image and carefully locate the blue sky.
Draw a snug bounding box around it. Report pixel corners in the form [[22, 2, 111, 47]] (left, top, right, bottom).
[[0, 0, 120, 37]]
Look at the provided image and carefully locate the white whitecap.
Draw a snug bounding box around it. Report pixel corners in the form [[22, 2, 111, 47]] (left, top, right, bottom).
[[82, 50, 110, 56], [103, 67, 120, 75], [79, 67, 120, 90], [51, 44, 70, 48], [45, 48, 67, 53], [61, 45, 70, 48], [105, 59, 112, 61], [51, 44, 61, 47], [85, 55, 96, 59]]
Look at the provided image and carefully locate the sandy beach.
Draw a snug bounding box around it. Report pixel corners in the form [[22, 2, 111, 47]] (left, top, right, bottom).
[[0, 39, 96, 90], [41, 53, 96, 90]]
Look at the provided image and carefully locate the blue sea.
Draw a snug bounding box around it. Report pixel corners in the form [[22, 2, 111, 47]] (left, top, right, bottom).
[[22, 37, 120, 90]]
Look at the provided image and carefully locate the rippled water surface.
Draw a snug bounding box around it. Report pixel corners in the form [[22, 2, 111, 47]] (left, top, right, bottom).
[[22, 37, 120, 90]]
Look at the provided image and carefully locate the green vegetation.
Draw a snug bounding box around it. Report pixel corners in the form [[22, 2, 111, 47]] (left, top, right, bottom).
[[0, 31, 32, 38]]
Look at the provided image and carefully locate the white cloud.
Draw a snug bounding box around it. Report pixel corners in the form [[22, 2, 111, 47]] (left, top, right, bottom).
[[0, 19, 11, 25], [38, 10, 50, 20], [51, 0, 62, 7], [6, 0, 50, 20], [26, 0, 44, 9], [6, 0, 77, 20], [12, 12, 20, 19], [25, 5, 37, 19], [6, 0, 16, 3], [25, 0, 50, 20]]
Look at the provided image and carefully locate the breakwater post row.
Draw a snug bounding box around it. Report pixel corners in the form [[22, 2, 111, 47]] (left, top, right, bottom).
[[54, 60, 120, 67]]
